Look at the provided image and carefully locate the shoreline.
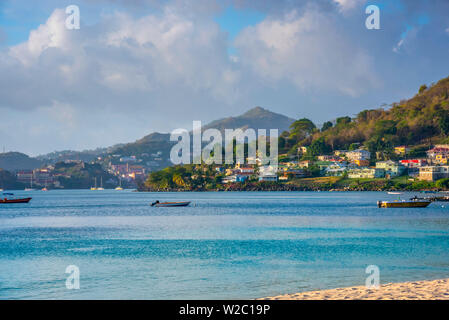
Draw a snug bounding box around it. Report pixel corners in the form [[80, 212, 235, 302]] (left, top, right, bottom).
[[259, 278, 449, 300]]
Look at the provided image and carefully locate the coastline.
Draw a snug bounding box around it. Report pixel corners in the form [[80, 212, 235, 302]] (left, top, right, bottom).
[[259, 278, 449, 300], [140, 176, 449, 192]]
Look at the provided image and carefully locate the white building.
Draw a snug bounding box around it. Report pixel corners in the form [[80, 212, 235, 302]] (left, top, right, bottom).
[[345, 149, 371, 161]]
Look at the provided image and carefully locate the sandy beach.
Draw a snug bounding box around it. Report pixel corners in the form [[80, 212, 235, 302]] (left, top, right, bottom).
[[260, 278, 449, 300]]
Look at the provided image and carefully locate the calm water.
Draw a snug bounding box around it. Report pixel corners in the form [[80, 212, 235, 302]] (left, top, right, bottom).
[[1, 190, 449, 299]]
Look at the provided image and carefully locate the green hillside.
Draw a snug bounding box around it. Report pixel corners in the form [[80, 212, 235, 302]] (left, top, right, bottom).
[[0, 152, 43, 171], [280, 76, 449, 157]]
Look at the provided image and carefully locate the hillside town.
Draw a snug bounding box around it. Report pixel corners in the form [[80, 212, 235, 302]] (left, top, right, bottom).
[[2, 143, 449, 191], [211, 144, 449, 184]]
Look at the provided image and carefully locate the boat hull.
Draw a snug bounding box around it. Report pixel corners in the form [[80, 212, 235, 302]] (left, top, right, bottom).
[[153, 201, 191, 207], [0, 197, 32, 204], [378, 201, 430, 208]]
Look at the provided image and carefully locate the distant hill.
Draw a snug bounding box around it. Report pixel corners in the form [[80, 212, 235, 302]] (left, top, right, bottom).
[[36, 145, 125, 164], [109, 107, 295, 161], [0, 152, 43, 171], [203, 106, 295, 134]]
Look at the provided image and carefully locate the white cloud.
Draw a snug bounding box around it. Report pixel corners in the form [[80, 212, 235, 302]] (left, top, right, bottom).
[[0, 6, 240, 114], [235, 8, 379, 97], [333, 0, 364, 12], [393, 27, 418, 54]]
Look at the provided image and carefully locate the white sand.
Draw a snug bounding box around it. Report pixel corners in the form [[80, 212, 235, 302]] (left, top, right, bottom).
[[260, 278, 449, 300]]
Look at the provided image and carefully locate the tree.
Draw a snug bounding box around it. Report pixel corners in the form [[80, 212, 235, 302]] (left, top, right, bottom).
[[438, 113, 449, 136], [308, 137, 331, 156], [336, 116, 351, 126], [419, 84, 427, 94], [321, 121, 333, 132], [289, 118, 316, 142], [436, 178, 449, 189]]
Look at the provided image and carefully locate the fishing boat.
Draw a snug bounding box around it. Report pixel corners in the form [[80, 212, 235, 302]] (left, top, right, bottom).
[[150, 201, 191, 207], [377, 199, 431, 208], [0, 193, 32, 204], [387, 192, 402, 195]]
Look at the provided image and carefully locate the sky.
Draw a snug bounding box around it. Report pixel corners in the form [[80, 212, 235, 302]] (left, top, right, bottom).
[[0, 0, 449, 156]]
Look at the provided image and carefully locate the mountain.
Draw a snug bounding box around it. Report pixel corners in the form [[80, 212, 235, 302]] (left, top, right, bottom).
[[0, 152, 43, 171], [108, 107, 295, 160], [203, 106, 295, 134]]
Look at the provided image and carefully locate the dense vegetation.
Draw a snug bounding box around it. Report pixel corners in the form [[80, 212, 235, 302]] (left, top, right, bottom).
[[279, 76, 449, 159], [53, 162, 116, 189], [0, 169, 25, 190]]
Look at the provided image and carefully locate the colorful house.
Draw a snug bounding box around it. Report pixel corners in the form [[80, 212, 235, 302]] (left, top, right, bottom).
[[375, 160, 405, 178], [419, 166, 449, 181], [394, 146, 410, 156], [427, 145, 449, 165], [346, 149, 371, 161], [348, 168, 385, 179], [354, 159, 370, 167]]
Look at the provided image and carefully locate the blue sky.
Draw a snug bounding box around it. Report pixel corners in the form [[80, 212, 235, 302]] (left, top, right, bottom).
[[215, 5, 265, 55], [1, 0, 449, 155]]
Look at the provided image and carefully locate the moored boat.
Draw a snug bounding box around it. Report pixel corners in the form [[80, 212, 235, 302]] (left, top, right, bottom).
[[151, 201, 191, 207], [377, 199, 431, 208]]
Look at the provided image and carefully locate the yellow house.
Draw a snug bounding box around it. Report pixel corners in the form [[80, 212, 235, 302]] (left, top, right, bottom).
[[298, 146, 308, 154], [354, 159, 370, 167], [394, 146, 410, 156], [435, 154, 449, 165]]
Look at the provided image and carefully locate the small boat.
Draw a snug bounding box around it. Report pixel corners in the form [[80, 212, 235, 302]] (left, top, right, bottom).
[[115, 178, 123, 190], [151, 201, 191, 207], [410, 195, 449, 202], [91, 177, 98, 190], [97, 177, 105, 190], [377, 199, 431, 208], [388, 192, 402, 195], [0, 193, 32, 204], [41, 187, 48, 191]]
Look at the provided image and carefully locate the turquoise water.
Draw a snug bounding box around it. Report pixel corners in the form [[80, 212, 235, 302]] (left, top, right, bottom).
[[1, 190, 449, 299]]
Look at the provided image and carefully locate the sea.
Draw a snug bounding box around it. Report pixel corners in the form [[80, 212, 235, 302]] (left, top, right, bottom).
[[1, 190, 448, 299]]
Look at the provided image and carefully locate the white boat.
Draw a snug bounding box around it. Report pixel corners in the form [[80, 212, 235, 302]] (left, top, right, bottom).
[[388, 192, 402, 195], [25, 175, 35, 191], [90, 177, 98, 190], [97, 177, 105, 190], [115, 177, 123, 190]]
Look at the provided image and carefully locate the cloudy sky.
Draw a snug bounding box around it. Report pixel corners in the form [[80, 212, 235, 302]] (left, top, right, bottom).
[[1, 0, 449, 155]]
